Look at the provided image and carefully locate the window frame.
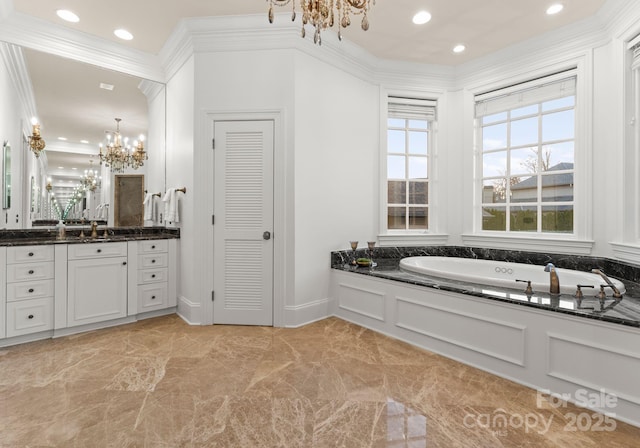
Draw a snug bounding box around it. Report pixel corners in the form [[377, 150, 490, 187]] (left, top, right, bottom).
[[465, 61, 593, 253], [475, 74, 577, 235], [379, 93, 447, 246]]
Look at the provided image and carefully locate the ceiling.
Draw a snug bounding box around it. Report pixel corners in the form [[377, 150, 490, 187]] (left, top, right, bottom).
[[13, 0, 608, 65], [8, 0, 610, 205]]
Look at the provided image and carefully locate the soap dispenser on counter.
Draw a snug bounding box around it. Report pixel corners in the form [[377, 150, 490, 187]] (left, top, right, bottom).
[[56, 220, 66, 240]]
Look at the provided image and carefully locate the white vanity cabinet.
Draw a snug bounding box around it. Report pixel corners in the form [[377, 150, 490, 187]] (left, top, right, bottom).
[[136, 240, 169, 313], [67, 242, 128, 327], [5, 246, 54, 337], [0, 236, 178, 346], [126, 239, 177, 315]]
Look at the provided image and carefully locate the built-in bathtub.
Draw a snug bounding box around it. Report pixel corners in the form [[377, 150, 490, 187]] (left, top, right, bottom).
[[330, 247, 640, 428], [399, 256, 626, 297]]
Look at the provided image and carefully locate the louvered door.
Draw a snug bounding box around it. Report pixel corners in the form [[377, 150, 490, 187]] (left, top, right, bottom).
[[213, 120, 274, 325]]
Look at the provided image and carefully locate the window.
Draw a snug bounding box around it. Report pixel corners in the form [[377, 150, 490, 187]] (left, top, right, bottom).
[[386, 97, 435, 231], [475, 73, 576, 234]]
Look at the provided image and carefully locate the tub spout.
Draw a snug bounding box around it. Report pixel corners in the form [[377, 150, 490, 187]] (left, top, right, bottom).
[[591, 269, 623, 299], [544, 263, 560, 295]]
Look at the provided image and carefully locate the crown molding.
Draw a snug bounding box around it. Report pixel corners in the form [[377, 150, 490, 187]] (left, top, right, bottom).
[[161, 14, 379, 84], [139, 79, 165, 104], [160, 13, 459, 91], [603, 0, 640, 41], [0, 10, 164, 82], [0, 42, 36, 125], [455, 9, 609, 87]]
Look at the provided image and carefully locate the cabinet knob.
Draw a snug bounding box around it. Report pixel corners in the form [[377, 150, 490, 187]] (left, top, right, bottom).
[[122, 261, 127, 266], [151, 245, 156, 249], [151, 259, 156, 263], [28, 252, 34, 257], [28, 314, 34, 319], [151, 295, 156, 300], [28, 270, 34, 274], [151, 274, 156, 278], [28, 288, 34, 293], [97, 249, 102, 253]]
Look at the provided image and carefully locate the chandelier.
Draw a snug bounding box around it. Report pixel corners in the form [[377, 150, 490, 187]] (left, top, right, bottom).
[[28, 117, 46, 157], [267, 0, 375, 45], [98, 118, 147, 173], [129, 135, 147, 169], [81, 158, 101, 192], [99, 118, 129, 173]]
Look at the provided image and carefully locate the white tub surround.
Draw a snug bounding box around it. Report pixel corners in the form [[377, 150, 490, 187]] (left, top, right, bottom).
[[331, 269, 640, 428], [330, 246, 640, 427]]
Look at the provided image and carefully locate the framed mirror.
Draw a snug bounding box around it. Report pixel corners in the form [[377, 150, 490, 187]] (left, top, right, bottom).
[[3, 140, 11, 210]]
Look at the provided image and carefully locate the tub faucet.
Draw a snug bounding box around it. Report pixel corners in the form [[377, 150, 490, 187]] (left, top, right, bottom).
[[544, 263, 560, 295], [591, 269, 622, 299]]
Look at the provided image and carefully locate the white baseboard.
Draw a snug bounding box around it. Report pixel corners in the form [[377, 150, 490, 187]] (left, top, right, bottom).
[[177, 296, 201, 325], [284, 298, 332, 328]]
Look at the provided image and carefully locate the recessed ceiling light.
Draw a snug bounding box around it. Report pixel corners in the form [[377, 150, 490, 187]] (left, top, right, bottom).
[[412, 11, 432, 25], [58, 137, 67, 141], [99, 82, 114, 91], [80, 140, 90, 144], [56, 9, 79, 23], [453, 44, 466, 54], [114, 29, 133, 40], [546, 4, 564, 15], [71, 167, 77, 170], [58, 166, 64, 170]]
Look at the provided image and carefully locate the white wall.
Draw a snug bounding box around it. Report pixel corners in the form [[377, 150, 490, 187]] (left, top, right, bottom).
[[190, 49, 295, 325], [293, 51, 378, 309], [165, 56, 195, 322], [164, 3, 640, 326]]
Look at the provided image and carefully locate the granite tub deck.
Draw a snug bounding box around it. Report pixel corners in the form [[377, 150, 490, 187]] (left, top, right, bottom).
[[0, 226, 180, 246], [331, 246, 640, 328]]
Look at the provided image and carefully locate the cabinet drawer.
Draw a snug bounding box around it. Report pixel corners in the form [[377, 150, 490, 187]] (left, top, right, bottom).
[[7, 245, 54, 264], [138, 253, 168, 269], [68, 242, 127, 260], [7, 262, 54, 282], [139, 240, 168, 254], [7, 279, 55, 302], [6, 297, 54, 337], [138, 267, 168, 284], [137, 283, 167, 312]]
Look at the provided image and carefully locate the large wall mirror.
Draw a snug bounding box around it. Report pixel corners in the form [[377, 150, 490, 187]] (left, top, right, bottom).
[[9, 46, 166, 228]]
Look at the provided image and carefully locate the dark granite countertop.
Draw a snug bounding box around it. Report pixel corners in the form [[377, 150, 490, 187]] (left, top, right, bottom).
[[0, 227, 179, 246], [331, 247, 640, 329]]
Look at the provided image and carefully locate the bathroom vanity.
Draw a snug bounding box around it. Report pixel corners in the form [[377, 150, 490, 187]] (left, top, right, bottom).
[[0, 228, 178, 347]]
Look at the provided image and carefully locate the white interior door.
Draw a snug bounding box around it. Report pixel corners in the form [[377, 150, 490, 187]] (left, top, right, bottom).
[[213, 120, 274, 325]]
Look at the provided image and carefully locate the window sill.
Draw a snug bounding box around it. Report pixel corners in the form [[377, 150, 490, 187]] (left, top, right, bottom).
[[461, 234, 594, 255], [378, 233, 449, 247]]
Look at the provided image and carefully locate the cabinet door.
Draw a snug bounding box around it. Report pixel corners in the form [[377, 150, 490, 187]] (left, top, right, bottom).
[[67, 257, 128, 327]]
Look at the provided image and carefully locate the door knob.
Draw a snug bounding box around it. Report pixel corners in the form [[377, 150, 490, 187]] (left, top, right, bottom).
[[263, 231, 271, 240]]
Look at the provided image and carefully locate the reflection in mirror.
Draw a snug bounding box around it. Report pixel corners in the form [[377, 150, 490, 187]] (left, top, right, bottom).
[[17, 47, 165, 227]]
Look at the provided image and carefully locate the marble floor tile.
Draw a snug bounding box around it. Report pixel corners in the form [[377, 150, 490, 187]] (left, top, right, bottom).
[[0, 314, 639, 447]]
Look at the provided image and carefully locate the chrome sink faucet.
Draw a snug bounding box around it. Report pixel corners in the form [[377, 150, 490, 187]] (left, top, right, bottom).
[[544, 263, 560, 295]]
